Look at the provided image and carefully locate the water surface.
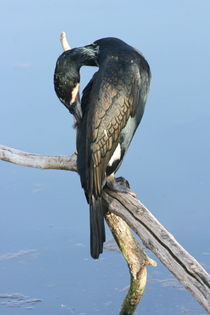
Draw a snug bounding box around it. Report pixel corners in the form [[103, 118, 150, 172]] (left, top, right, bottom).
[[0, 1, 209, 314]]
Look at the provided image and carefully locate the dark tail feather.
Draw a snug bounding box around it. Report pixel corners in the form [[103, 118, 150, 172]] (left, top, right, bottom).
[[90, 196, 105, 259]]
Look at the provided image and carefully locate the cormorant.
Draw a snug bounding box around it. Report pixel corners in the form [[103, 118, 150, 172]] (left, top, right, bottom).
[[54, 37, 151, 259]]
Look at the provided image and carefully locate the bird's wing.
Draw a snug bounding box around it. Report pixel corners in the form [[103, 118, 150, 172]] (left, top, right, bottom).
[[76, 57, 150, 259], [86, 63, 142, 198]]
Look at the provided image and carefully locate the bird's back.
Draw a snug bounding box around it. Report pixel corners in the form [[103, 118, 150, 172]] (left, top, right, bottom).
[[78, 44, 150, 196]]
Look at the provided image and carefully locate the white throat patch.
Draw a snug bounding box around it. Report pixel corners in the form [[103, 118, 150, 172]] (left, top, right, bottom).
[[71, 83, 80, 103]]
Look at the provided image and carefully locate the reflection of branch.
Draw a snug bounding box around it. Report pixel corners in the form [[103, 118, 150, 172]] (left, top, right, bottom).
[[1, 144, 210, 313]]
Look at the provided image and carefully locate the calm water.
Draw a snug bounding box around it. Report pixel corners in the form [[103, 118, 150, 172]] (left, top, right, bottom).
[[0, 1, 209, 314]]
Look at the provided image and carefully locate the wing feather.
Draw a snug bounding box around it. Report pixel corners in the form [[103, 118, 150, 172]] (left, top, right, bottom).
[[86, 79, 135, 197], [77, 55, 150, 258]]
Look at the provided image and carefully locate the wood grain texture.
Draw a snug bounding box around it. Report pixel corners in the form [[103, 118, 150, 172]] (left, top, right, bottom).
[[103, 189, 210, 313], [0, 145, 77, 171], [105, 212, 156, 314], [0, 144, 209, 313]]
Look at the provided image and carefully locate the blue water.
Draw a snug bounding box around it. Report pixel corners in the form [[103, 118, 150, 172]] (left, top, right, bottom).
[[0, 1, 209, 314]]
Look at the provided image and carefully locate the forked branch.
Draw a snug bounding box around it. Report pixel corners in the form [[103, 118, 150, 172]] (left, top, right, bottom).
[[0, 145, 210, 313], [0, 32, 209, 314]]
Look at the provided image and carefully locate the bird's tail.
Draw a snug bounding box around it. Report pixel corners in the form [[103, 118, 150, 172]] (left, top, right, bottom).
[[89, 195, 105, 259]]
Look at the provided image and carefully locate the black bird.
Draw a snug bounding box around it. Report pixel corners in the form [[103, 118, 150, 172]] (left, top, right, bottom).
[[54, 45, 99, 124], [54, 37, 151, 259]]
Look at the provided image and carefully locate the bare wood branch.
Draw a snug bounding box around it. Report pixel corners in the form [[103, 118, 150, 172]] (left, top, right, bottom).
[[103, 189, 210, 313], [0, 145, 77, 172], [1, 145, 209, 312], [1, 32, 209, 313], [60, 32, 71, 51], [105, 213, 156, 315]]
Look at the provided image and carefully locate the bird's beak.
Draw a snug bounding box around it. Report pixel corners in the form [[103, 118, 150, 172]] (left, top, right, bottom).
[[69, 97, 82, 125]]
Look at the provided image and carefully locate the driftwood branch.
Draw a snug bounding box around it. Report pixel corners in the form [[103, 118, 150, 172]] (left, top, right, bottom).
[[60, 31, 71, 51], [105, 213, 156, 315], [103, 190, 210, 313], [1, 32, 209, 314], [0, 145, 77, 172], [1, 145, 210, 313]]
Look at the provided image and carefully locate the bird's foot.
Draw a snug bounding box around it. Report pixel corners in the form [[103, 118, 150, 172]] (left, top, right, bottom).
[[106, 176, 136, 197]]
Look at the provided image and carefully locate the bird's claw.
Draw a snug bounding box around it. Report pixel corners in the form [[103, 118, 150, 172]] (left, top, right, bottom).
[[106, 176, 136, 197]]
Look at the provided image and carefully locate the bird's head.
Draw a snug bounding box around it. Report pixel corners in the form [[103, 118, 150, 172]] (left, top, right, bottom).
[[54, 45, 99, 112]]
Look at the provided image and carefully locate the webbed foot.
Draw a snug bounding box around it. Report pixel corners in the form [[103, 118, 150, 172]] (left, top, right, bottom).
[[106, 176, 136, 197]]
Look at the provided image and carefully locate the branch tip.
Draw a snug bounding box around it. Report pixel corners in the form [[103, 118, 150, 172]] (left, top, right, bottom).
[[60, 31, 71, 51], [147, 257, 157, 267]]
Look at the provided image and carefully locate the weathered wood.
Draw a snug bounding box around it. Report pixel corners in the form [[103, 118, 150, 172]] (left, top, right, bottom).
[[0, 144, 209, 312], [0, 145, 77, 171], [105, 212, 156, 314], [103, 189, 210, 313], [60, 31, 71, 51]]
